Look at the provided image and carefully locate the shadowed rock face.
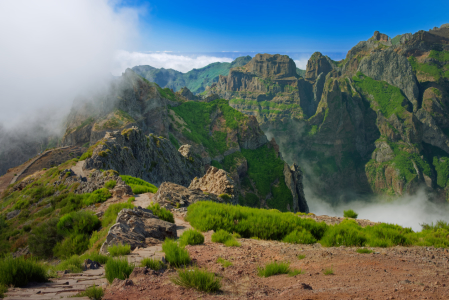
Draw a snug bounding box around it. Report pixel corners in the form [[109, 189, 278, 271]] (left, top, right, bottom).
[[305, 52, 335, 82], [83, 127, 204, 187], [245, 54, 297, 79], [100, 207, 177, 254]]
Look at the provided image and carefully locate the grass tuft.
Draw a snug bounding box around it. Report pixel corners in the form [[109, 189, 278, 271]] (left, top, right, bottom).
[[288, 269, 304, 276], [147, 202, 174, 223], [108, 244, 131, 257], [179, 229, 204, 247], [171, 267, 221, 293], [75, 284, 104, 300], [257, 261, 290, 277], [216, 257, 232, 268], [105, 257, 135, 283], [356, 248, 374, 254], [211, 229, 240, 247], [0, 255, 47, 287], [162, 239, 191, 267], [297, 254, 306, 260], [140, 258, 166, 270], [323, 265, 334, 275]]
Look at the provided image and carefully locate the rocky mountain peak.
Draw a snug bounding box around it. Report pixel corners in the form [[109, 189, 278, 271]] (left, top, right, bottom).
[[243, 53, 297, 79], [371, 31, 392, 45], [305, 52, 334, 82]]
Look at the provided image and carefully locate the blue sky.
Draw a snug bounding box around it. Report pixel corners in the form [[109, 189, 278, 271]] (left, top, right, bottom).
[[118, 0, 449, 54]]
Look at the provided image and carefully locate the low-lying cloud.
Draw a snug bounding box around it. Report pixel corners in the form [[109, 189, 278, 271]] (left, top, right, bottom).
[[112, 50, 234, 75], [306, 188, 449, 232], [0, 0, 140, 130]]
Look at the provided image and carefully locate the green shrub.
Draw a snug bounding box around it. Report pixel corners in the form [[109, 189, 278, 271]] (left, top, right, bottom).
[[282, 229, 317, 244], [140, 258, 166, 270], [187, 201, 327, 241], [0, 255, 47, 287], [356, 248, 373, 254], [54, 255, 84, 273], [57, 211, 101, 235], [297, 254, 306, 260], [105, 180, 117, 189], [162, 239, 191, 267], [257, 261, 290, 277], [364, 223, 412, 247], [75, 284, 104, 300], [216, 257, 232, 267], [323, 265, 334, 275], [105, 257, 135, 283], [343, 209, 358, 219], [224, 239, 241, 247], [128, 196, 135, 202], [211, 229, 232, 243], [320, 219, 366, 247], [83, 188, 112, 206], [53, 233, 90, 259], [86, 253, 109, 265], [288, 269, 304, 276], [0, 283, 7, 299], [102, 202, 134, 227], [120, 175, 158, 194], [171, 267, 221, 293], [147, 202, 174, 223], [108, 243, 131, 256], [218, 193, 231, 201], [179, 229, 204, 246], [28, 218, 64, 258]]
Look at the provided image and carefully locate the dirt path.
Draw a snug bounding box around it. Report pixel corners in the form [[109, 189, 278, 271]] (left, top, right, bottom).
[[103, 230, 449, 300], [133, 192, 154, 208], [71, 160, 88, 178], [4, 268, 107, 300]]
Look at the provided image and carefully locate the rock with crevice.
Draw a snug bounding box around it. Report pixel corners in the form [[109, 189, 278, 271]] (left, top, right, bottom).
[[189, 166, 236, 200], [100, 207, 177, 254]]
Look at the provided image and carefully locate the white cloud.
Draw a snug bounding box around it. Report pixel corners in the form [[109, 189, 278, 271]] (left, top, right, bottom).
[[112, 50, 234, 74], [294, 59, 309, 70], [0, 0, 140, 130]]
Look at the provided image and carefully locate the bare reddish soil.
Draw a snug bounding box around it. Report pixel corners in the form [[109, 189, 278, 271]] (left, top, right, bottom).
[[104, 228, 449, 300]]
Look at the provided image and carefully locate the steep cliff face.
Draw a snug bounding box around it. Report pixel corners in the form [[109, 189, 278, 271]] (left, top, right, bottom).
[[82, 127, 203, 187], [64, 71, 309, 212], [206, 25, 449, 202]]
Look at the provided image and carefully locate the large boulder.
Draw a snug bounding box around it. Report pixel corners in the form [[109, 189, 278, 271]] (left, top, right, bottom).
[[100, 207, 177, 254], [153, 182, 222, 208], [189, 166, 236, 199]]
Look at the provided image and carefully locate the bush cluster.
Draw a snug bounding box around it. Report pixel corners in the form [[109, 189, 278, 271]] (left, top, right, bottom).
[[179, 229, 204, 246], [120, 175, 158, 194], [171, 267, 221, 293], [140, 258, 166, 270], [0, 255, 47, 287], [187, 201, 449, 248], [162, 239, 191, 267], [211, 229, 240, 247], [108, 243, 131, 256], [105, 257, 135, 283], [147, 202, 174, 223]]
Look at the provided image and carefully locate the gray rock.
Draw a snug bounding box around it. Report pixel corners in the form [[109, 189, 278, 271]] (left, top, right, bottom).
[[283, 163, 309, 213], [358, 49, 419, 110], [83, 127, 204, 187], [372, 141, 394, 163], [6, 209, 20, 220], [100, 207, 177, 254], [83, 259, 101, 270]]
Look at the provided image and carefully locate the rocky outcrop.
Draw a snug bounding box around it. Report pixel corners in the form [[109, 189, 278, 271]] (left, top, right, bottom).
[[100, 207, 177, 254], [358, 48, 420, 110], [244, 54, 297, 79], [305, 52, 335, 82], [83, 127, 204, 187], [189, 166, 236, 199], [283, 163, 309, 213], [177, 87, 197, 100], [153, 182, 225, 208], [153, 166, 236, 207], [416, 109, 449, 154]]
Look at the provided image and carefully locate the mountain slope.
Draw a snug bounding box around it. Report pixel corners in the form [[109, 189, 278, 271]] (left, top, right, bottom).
[[206, 25, 449, 203], [131, 56, 252, 94]]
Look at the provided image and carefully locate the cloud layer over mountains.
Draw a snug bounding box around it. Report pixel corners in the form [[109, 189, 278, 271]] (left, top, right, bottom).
[[0, 0, 140, 129]]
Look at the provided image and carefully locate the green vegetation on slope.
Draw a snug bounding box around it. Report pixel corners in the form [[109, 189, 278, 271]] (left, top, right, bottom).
[[171, 99, 247, 157], [187, 201, 449, 248], [132, 56, 252, 94], [408, 55, 449, 81], [352, 72, 408, 118], [241, 145, 293, 211], [120, 175, 158, 194]]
